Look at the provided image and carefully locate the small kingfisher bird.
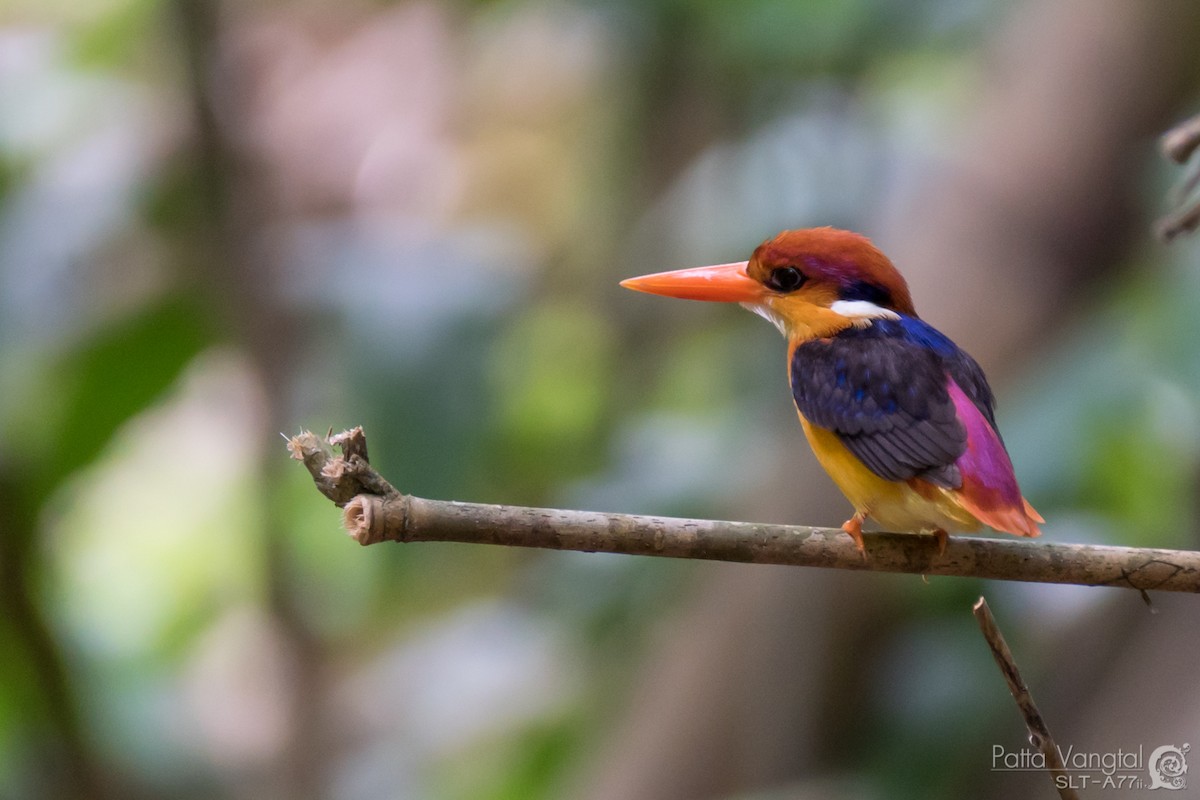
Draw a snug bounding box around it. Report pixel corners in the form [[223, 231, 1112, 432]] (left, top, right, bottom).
[[621, 227, 1042, 553]]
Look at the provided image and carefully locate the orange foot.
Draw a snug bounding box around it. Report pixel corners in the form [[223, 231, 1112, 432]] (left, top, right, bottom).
[[931, 528, 948, 557], [841, 512, 867, 555]]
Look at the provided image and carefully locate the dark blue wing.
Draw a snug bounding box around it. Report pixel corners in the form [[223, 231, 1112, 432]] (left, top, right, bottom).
[[789, 317, 994, 487], [888, 316, 998, 428]]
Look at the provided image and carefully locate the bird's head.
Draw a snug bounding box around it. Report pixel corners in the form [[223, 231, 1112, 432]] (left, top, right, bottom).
[[621, 227, 916, 340]]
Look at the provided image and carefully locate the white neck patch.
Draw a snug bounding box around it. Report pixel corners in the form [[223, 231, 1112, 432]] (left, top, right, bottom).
[[740, 302, 788, 336], [739, 299, 900, 337], [829, 300, 900, 328]]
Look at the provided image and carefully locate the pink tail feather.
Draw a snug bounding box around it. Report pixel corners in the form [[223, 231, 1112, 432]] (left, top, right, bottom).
[[945, 380, 1042, 537]]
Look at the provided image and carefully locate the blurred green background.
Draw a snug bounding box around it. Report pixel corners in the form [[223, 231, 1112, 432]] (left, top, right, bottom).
[[3, 0, 1200, 798]]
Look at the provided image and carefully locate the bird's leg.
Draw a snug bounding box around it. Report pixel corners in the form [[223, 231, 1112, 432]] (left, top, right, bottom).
[[841, 512, 867, 554], [931, 528, 948, 557]]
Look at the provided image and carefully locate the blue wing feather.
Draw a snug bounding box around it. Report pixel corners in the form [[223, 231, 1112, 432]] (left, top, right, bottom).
[[790, 316, 1001, 487]]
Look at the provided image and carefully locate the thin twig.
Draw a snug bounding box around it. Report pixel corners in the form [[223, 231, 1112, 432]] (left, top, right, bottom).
[[1158, 113, 1200, 242], [973, 597, 1078, 800], [1156, 195, 1200, 242], [1161, 113, 1200, 164], [290, 428, 1200, 594]]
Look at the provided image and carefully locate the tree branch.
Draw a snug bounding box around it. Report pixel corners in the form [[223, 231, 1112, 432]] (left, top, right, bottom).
[[290, 428, 1200, 594], [973, 597, 1077, 800]]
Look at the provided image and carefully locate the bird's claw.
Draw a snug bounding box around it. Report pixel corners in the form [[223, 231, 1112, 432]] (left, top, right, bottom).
[[841, 513, 867, 557]]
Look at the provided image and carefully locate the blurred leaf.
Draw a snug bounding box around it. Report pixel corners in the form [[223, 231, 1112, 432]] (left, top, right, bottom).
[[647, 323, 742, 412], [39, 294, 214, 496], [693, 0, 878, 73], [0, 155, 19, 202], [485, 719, 580, 800], [69, 0, 162, 71], [436, 717, 581, 800], [0, 620, 40, 729], [1077, 406, 1194, 547], [486, 303, 616, 500]]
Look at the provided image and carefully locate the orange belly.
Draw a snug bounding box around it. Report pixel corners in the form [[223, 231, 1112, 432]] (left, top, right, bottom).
[[797, 413, 981, 533]]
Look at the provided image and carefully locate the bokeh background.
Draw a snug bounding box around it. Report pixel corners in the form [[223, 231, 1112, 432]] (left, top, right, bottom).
[[3, 0, 1200, 798]]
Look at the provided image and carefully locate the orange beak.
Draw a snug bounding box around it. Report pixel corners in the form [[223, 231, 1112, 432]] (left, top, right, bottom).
[[620, 262, 762, 303]]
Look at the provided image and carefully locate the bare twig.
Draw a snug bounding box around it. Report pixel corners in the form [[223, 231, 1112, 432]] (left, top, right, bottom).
[[1156, 196, 1200, 242], [1161, 113, 1200, 164], [287, 427, 396, 505], [1158, 113, 1200, 242], [290, 428, 1200, 595], [973, 597, 1077, 800]]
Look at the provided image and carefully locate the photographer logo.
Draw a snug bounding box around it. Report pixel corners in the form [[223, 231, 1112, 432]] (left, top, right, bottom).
[[1147, 743, 1189, 791], [992, 742, 1190, 791]]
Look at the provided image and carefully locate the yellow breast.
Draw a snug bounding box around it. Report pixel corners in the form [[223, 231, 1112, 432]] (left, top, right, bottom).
[[796, 413, 980, 533]]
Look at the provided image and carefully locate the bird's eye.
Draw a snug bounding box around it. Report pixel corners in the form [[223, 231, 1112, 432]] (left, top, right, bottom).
[[767, 266, 806, 293]]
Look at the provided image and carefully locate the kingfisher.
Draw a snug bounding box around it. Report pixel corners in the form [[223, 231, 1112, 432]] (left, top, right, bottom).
[[620, 227, 1042, 553]]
